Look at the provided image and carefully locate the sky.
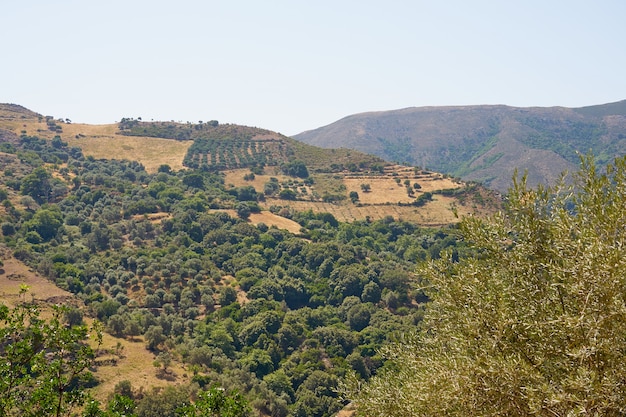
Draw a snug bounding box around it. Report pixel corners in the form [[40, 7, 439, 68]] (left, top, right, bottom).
[[2, 0, 625, 136]]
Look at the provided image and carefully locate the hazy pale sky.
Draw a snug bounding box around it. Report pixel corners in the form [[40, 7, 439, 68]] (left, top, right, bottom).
[[2, 1, 625, 135]]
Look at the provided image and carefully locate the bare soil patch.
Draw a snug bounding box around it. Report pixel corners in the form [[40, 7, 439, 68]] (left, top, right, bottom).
[[0, 255, 72, 307]]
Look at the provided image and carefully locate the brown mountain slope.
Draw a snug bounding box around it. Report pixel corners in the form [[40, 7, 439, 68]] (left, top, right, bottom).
[[294, 101, 626, 191]]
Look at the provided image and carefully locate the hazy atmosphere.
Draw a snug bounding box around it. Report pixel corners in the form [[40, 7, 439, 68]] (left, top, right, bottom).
[[3, 2, 626, 416], [3, 0, 625, 134]]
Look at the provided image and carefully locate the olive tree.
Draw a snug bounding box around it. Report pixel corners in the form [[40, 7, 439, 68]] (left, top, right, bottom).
[[0, 303, 102, 417], [343, 156, 626, 416], [178, 386, 250, 417]]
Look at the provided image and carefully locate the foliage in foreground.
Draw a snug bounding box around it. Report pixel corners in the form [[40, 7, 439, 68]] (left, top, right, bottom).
[[343, 155, 626, 416], [178, 386, 250, 417], [0, 303, 102, 417]]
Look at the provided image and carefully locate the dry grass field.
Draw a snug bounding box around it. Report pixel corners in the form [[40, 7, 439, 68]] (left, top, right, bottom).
[[223, 168, 290, 188], [248, 211, 303, 233], [224, 168, 493, 225], [1, 116, 192, 173], [62, 123, 192, 173], [215, 209, 303, 234], [0, 255, 72, 307], [90, 331, 192, 403], [66, 133, 192, 173], [266, 196, 465, 225]]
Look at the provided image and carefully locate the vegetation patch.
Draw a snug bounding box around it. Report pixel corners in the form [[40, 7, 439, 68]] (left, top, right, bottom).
[[345, 155, 626, 416], [0, 107, 499, 417], [0, 130, 480, 417], [184, 137, 289, 171]]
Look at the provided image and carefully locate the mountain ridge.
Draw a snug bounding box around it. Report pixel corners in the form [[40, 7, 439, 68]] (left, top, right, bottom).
[[295, 100, 626, 191]]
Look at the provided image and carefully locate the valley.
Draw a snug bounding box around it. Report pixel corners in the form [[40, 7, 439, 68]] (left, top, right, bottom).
[[3, 100, 624, 416], [0, 103, 497, 417]]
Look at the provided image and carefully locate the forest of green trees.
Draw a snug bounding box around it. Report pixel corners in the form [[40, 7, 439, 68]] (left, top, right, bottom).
[[3, 128, 626, 417], [0, 134, 463, 416]]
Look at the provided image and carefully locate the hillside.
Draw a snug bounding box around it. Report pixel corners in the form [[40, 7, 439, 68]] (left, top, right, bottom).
[[0, 103, 499, 226], [294, 100, 626, 191], [0, 103, 499, 417]]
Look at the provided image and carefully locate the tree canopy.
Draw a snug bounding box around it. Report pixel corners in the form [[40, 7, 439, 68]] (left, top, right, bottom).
[[0, 303, 102, 417], [0, 131, 464, 417], [344, 155, 626, 416]]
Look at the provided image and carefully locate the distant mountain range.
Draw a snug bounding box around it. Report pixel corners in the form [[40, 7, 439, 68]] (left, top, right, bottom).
[[294, 100, 626, 191]]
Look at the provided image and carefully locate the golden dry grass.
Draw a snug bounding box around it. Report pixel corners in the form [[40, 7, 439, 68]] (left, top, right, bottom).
[[65, 131, 192, 173], [0, 119, 192, 174], [223, 168, 285, 188], [267, 196, 470, 225], [89, 331, 192, 402], [214, 209, 303, 234], [224, 168, 490, 225], [55, 123, 119, 137], [249, 211, 302, 234], [0, 255, 72, 307], [336, 407, 357, 417]]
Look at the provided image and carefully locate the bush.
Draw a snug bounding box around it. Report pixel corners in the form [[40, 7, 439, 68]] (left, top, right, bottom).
[[344, 156, 626, 416]]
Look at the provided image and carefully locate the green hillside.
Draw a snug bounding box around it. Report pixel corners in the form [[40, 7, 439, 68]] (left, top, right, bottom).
[[5, 102, 626, 417], [0, 104, 497, 226], [0, 104, 499, 417], [117, 117, 386, 173]]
